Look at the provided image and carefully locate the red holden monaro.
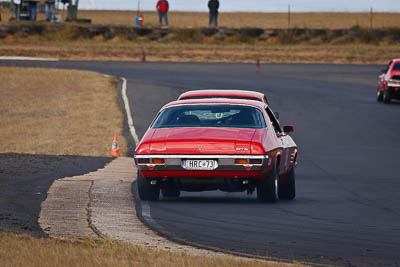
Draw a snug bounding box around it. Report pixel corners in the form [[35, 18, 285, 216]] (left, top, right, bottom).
[[134, 97, 297, 203], [377, 58, 400, 104]]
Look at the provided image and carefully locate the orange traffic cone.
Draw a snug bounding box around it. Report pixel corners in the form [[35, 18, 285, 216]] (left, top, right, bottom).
[[111, 134, 121, 157]]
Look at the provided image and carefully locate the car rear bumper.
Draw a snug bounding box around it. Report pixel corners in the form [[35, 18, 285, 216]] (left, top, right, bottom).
[[134, 154, 270, 179], [140, 170, 264, 178]]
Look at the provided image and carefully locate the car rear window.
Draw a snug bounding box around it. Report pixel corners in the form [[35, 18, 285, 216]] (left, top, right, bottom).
[[152, 105, 266, 129]]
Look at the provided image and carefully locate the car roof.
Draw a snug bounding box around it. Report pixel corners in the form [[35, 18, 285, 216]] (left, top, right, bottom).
[[178, 89, 266, 102], [162, 98, 267, 110]]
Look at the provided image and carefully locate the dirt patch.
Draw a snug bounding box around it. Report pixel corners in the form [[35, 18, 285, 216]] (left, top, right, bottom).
[[40, 180, 96, 240]]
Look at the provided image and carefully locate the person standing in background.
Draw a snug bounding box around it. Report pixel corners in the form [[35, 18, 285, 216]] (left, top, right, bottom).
[[208, 0, 219, 27], [26, 0, 39, 21], [45, 0, 55, 22], [14, 0, 21, 21], [156, 0, 169, 27]]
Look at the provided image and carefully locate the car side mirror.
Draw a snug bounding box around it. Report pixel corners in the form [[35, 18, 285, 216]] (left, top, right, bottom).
[[274, 111, 280, 120], [283, 125, 294, 133]]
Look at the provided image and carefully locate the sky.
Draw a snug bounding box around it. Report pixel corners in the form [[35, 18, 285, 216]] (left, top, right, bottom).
[[75, 0, 400, 12]]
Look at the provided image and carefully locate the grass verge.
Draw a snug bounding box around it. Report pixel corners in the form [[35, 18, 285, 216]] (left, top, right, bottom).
[[0, 67, 128, 156], [0, 40, 398, 64], [0, 233, 297, 267]]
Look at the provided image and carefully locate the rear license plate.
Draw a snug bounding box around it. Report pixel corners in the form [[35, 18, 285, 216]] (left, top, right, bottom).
[[182, 160, 218, 170]]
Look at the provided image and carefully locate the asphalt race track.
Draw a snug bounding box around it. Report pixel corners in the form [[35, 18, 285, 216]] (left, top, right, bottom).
[[1, 60, 400, 266]]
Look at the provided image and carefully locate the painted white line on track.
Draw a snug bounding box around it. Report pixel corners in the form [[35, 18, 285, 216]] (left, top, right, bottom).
[[140, 199, 164, 229], [121, 77, 140, 146], [141, 201, 152, 219], [122, 77, 168, 241], [0, 56, 59, 61], [132, 183, 169, 236]]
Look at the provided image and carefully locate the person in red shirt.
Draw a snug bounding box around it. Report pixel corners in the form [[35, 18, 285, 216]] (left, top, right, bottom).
[[156, 0, 169, 26]]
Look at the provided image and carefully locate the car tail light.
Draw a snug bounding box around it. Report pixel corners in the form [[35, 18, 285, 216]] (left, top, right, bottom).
[[137, 158, 150, 164], [249, 159, 262, 164], [152, 158, 165, 164], [235, 159, 248, 165]]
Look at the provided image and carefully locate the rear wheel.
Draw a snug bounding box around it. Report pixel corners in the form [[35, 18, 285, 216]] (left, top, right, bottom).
[[383, 90, 391, 104], [278, 167, 296, 200], [257, 163, 279, 203], [137, 170, 160, 201], [377, 90, 383, 102]]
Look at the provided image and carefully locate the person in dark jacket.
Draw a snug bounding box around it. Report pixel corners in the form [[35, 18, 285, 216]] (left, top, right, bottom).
[[25, 0, 39, 21], [156, 0, 169, 27], [208, 0, 219, 27]]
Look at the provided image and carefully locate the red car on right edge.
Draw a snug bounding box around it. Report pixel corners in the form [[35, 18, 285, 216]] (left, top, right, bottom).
[[377, 58, 400, 104]]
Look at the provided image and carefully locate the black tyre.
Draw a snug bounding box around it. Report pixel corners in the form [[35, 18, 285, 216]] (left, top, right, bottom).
[[137, 170, 160, 201], [377, 90, 383, 102], [161, 187, 181, 198], [383, 90, 391, 104], [278, 167, 296, 200], [257, 163, 279, 203]]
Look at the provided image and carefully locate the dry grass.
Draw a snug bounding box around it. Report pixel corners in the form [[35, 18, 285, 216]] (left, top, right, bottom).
[[0, 67, 128, 157], [0, 233, 297, 267], [0, 40, 398, 64], [1, 8, 400, 29], [76, 11, 400, 29]]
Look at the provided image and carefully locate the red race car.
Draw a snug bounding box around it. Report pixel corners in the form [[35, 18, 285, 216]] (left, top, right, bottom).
[[134, 98, 297, 203], [377, 58, 400, 104]]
